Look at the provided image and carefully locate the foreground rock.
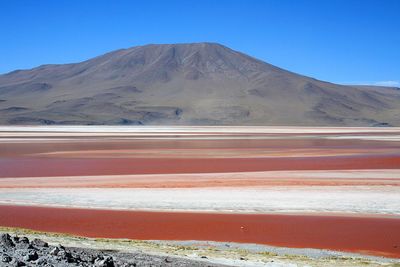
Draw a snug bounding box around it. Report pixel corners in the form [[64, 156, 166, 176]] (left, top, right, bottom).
[[0, 233, 228, 267]]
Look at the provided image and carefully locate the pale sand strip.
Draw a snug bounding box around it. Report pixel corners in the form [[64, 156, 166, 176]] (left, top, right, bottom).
[[1, 125, 400, 137], [34, 148, 398, 158], [0, 169, 399, 188], [1, 185, 400, 215]]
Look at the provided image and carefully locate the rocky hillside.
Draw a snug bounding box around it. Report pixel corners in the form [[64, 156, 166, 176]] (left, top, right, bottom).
[[0, 43, 399, 126]]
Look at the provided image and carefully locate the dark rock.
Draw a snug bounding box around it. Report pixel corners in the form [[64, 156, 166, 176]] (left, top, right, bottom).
[[31, 238, 49, 247], [28, 244, 35, 250], [23, 250, 38, 261], [73, 254, 82, 263], [15, 261, 26, 266], [58, 250, 74, 261], [94, 255, 114, 267], [19, 237, 29, 244], [0, 233, 15, 247], [35, 256, 48, 265], [2, 254, 12, 262], [0, 233, 226, 267], [50, 246, 60, 255]]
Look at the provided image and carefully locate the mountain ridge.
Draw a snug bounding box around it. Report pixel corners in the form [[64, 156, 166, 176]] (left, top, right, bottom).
[[1, 42, 399, 126]]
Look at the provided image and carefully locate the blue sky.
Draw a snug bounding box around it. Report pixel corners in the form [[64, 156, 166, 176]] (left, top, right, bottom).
[[1, 0, 399, 86]]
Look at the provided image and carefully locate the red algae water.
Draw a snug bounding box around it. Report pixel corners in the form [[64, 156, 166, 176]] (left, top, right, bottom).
[[1, 126, 400, 258], [0, 205, 399, 258]]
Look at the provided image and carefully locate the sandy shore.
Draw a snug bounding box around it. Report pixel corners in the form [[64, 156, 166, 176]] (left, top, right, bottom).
[[0, 170, 399, 188]]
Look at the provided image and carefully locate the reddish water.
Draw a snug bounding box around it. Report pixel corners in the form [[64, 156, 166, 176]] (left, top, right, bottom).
[[1, 133, 400, 258], [1, 137, 400, 178], [0, 205, 399, 258], [1, 155, 400, 178]]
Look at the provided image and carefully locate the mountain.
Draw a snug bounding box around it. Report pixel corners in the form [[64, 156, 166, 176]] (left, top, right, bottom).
[[0, 42, 399, 126]]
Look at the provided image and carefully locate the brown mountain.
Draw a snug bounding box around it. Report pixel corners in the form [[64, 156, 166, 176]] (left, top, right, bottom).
[[0, 42, 399, 126]]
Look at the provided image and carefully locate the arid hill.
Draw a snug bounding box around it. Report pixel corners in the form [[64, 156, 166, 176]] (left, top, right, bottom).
[[0, 43, 399, 126]]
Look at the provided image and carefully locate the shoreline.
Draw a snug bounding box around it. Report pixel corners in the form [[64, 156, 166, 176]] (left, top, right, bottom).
[[1, 204, 399, 258], [2, 228, 399, 267]]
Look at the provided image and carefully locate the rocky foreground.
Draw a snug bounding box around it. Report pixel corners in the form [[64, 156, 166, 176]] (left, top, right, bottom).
[[0, 233, 227, 267]]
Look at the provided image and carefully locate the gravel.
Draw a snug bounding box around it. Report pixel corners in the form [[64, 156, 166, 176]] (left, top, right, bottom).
[[0, 233, 229, 267]]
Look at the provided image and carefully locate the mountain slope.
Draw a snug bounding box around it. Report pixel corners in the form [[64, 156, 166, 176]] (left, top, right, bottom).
[[0, 42, 399, 126]]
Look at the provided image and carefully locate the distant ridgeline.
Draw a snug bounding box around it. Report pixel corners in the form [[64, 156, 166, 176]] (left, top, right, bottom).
[[0, 43, 399, 126]]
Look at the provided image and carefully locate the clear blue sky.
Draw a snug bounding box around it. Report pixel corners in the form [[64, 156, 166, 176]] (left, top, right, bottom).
[[1, 0, 399, 86]]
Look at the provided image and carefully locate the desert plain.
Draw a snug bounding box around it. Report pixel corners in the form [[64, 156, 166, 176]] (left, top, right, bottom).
[[0, 126, 400, 265]]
